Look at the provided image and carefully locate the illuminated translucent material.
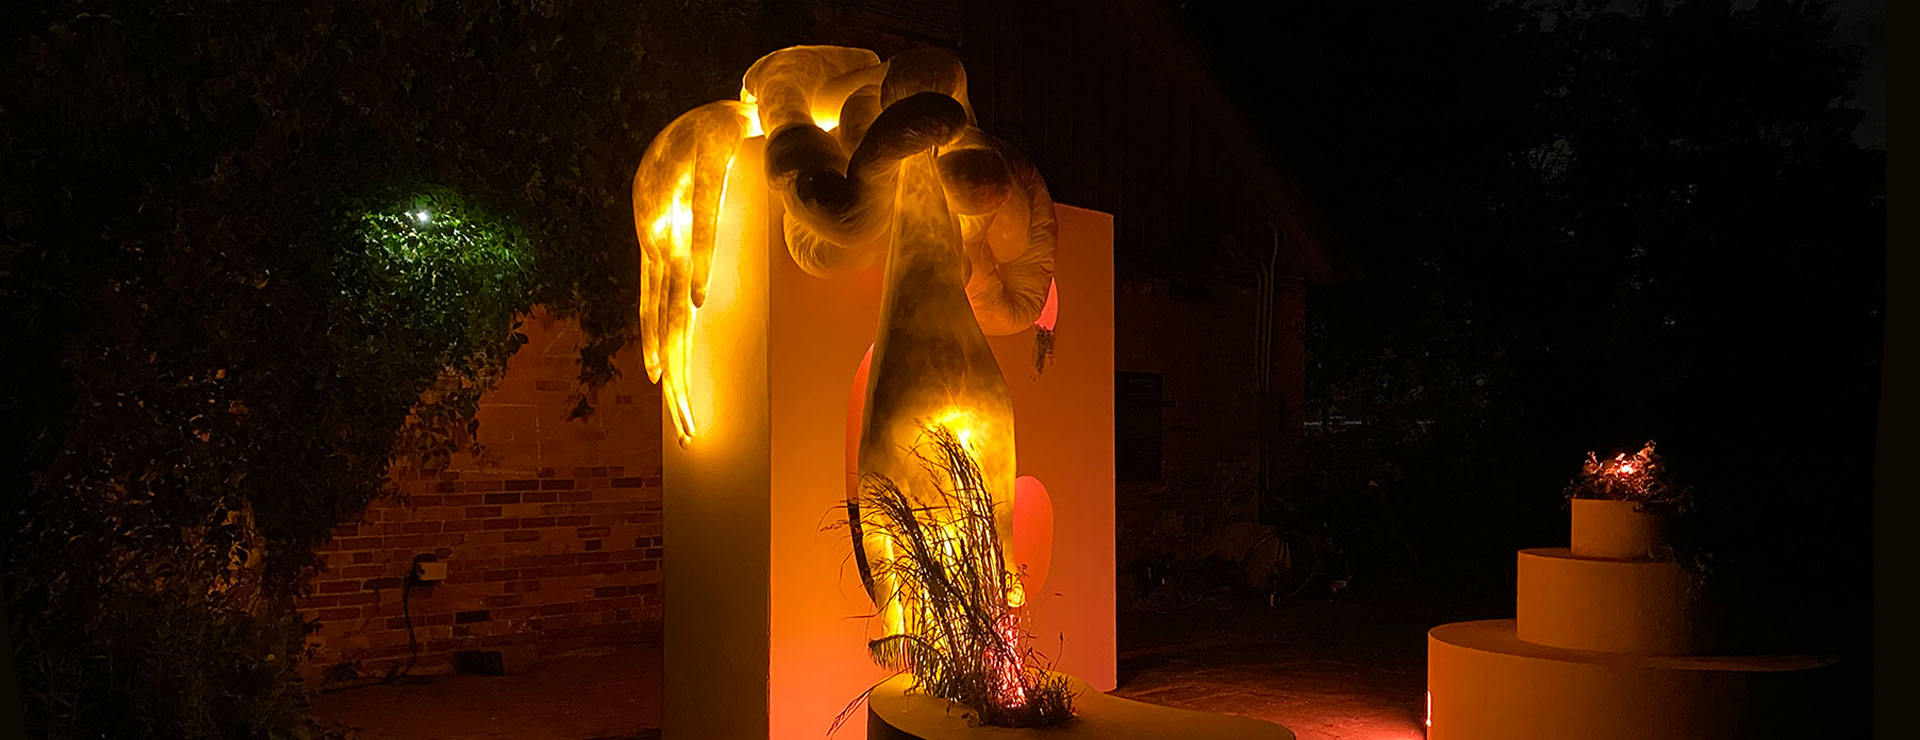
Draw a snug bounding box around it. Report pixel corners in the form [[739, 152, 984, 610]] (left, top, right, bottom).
[[633, 46, 1058, 447], [634, 47, 1062, 704], [630, 100, 758, 446], [854, 150, 1020, 645]]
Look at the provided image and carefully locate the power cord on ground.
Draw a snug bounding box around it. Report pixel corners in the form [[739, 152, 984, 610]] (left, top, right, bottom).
[[380, 553, 436, 683]]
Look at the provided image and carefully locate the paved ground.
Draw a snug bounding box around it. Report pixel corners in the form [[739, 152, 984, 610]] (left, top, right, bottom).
[[1112, 591, 1507, 740], [311, 590, 1506, 740], [309, 647, 663, 740]]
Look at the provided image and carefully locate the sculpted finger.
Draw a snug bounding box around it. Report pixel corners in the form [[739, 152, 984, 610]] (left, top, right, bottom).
[[686, 103, 755, 309], [688, 143, 728, 309], [661, 239, 698, 446], [633, 143, 682, 385], [661, 364, 691, 450], [640, 244, 666, 383]]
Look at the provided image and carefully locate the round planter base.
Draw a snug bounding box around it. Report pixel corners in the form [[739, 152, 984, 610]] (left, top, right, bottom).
[[867, 673, 1294, 740], [1516, 548, 1712, 654], [1428, 620, 1836, 740]]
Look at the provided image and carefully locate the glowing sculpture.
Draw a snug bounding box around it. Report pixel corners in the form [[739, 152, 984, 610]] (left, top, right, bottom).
[[633, 46, 1056, 447], [633, 45, 1060, 721], [631, 100, 759, 446]]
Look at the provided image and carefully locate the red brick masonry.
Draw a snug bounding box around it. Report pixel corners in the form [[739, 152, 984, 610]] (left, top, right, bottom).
[[298, 309, 663, 683]]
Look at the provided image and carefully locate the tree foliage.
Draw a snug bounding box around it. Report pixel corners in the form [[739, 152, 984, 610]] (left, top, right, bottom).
[[3, 1, 764, 736], [1189, 0, 1881, 621]]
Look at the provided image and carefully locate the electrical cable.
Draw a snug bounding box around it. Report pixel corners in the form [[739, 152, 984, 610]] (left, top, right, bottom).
[[380, 553, 433, 683]]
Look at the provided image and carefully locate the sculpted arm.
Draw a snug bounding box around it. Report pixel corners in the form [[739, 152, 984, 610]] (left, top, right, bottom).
[[633, 46, 1061, 446]]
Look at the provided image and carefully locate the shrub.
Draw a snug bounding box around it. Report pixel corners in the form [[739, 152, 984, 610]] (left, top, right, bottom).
[[1564, 440, 1689, 505], [3, 1, 764, 737]]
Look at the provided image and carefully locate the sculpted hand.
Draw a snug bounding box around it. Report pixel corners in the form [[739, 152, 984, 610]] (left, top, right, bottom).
[[632, 101, 757, 447]]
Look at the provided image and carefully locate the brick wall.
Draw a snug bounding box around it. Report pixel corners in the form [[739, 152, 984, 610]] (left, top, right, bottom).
[[1113, 271, 1307, 591], [299, 308, 663, 684], [296, 280, 1308, 675]]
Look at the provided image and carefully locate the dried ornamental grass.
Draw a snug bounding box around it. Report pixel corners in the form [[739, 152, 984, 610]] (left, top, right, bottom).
[[830, 425, 1075, 733], [1565, 440, 1690, 505]]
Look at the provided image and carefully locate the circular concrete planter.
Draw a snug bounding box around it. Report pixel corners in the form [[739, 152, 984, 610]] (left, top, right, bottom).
[[1515, 548, 1709, 654], [866, 673, 1293, 740], [1429, 620, 1835, 740], [1570, 498, 1671, 560]]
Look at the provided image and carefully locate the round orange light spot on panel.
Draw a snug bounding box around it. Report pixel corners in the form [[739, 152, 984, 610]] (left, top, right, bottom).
[[1012, 475, 1054, 595]]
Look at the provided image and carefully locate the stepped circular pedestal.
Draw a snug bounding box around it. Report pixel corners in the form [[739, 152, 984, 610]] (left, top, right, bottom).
[[1428, 620, 1836, 740], [867, 673, 1294, 740], [1570, 498, 1672, 559], [1516, 547, 1710, 655]]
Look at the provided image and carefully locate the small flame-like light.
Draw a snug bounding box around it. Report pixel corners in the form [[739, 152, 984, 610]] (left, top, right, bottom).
[[1426, 690, 1432, 729]]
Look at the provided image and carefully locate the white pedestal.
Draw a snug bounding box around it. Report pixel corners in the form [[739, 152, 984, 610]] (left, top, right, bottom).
[[663, 140, 1117, 739]]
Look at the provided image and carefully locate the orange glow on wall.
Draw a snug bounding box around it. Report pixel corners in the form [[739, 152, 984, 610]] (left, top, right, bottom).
[[1012, 475, 1054, 595]]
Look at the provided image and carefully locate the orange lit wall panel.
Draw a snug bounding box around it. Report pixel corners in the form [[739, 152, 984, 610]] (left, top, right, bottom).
[[663, 141, 1115, 738], [985, 209, 1116, 693]]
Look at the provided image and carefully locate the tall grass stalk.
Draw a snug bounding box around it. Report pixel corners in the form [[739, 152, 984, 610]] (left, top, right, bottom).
[[830, 425, 1075, 732]]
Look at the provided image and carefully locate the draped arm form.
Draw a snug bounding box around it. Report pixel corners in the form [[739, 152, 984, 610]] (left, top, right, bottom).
[[632, 46, 1059, 446]]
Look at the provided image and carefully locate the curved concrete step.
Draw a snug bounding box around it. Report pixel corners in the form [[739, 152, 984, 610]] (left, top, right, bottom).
[[868, 673, 1294, 740], [1429, 619, 1837, 740], [1516, 547, 1712, 654]]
